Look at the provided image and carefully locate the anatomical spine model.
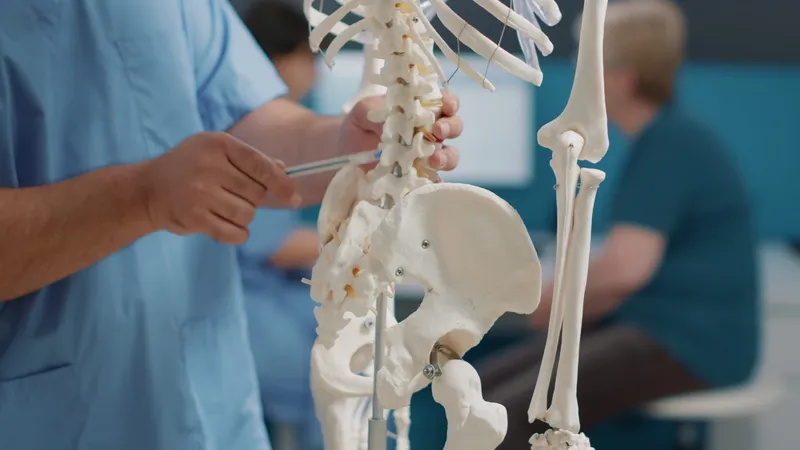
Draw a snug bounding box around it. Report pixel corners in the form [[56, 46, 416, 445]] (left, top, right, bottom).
[[303, 0, 609, 448]]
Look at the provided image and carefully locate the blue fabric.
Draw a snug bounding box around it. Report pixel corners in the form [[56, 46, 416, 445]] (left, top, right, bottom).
[[588, 413, 707, 450], [606, 105, 760, 387], [0, 1, 287, 449], [239, 208, 323, 448], [239, 210, 318, 414]]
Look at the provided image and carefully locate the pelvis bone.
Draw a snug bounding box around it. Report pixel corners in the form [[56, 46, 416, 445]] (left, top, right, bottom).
[[361, 183, 542, 409], [312, 309, 406, 450], [311, 165, 390, 347]]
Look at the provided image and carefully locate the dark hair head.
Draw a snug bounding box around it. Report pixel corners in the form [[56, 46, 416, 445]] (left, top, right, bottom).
[[244, 0, 311, 60]]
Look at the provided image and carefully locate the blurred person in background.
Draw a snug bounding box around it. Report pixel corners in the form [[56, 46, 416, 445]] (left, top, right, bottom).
[[239, 1, 324, 449], [476, 1, 759, 449], [244, 0, 318, 103]]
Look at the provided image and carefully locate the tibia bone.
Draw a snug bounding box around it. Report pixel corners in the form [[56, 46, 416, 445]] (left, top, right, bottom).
[[528, 132, 582, 423], [545, 168, 604, 433], [537, 0, 609, 163]]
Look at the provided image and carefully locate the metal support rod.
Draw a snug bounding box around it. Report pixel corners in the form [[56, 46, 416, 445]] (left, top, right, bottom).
[[372, 292, 387, 419], [367, 292, 389, 450]]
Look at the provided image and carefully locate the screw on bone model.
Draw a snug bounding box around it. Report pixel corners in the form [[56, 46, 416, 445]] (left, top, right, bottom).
[[392, 161, 403, 178], [423, 342, 461, 380]]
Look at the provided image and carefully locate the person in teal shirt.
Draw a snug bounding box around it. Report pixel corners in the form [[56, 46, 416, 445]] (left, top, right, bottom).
[[477, 2, 758, 449], [0, 1, 463, 448]]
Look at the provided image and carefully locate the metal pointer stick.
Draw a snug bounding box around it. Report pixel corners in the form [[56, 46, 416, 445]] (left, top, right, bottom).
[[285, 149, 382, 178]]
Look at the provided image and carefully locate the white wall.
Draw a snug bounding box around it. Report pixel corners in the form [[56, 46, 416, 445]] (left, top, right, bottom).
[[711, 244, 800, 450]]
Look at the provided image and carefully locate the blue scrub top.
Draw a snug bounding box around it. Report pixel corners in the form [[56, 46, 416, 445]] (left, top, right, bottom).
[[605, 105, 760, 388], [592, 105, 760, 450], [0, 1, 287, 449]]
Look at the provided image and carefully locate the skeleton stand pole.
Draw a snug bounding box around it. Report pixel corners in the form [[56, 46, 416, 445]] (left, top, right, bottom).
[[368, 292, 389, 450]]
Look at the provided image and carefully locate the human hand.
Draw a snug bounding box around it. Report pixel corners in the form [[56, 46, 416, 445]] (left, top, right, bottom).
[[142, 132, 299, 245], [339, 91, 463, 171]]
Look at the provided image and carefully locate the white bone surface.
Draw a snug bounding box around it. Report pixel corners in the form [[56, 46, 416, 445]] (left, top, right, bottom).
[[365, 183, 541, 408], [311, 312, 379, 450], [431, 360, 508, 450], [406, 1, 496, 91], [305, 0, 617, 447], [530, 429, 594, 450], [528, 1, 610, 440], [393, 405, 411, 450], [528, 131, 583, 423], [537, 0, 609, 163], [332, 0, 371, 17], [308, 2, 449, 447], [529, 0, 563, 26], [308, 0, 371, 52], [471, 0, 554, 56], [546, 168, 604, 432], [430, 0, 544, 85], [317, 165, 367, 248], [324, 18, 372, 68]]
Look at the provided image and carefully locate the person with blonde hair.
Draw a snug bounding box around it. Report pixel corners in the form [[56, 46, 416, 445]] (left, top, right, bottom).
[[476, 1, 759, 449]]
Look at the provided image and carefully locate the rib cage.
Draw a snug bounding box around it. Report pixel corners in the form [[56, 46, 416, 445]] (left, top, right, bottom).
[[304, 0, 561, 89]]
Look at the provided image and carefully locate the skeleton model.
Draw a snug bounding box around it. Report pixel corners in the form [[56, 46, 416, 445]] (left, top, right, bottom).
[[302, 0, 609, 448]]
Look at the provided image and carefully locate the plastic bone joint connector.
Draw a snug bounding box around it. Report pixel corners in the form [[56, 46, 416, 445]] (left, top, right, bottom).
[[302, 0, 609, 449]]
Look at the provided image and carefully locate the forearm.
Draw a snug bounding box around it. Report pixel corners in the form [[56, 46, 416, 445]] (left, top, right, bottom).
[[532, 258, 633, 329], [581, 257, 635, 322], [269, 228, 320, 269], [0, 164, 155, 301], [229, 98, 343, 207]]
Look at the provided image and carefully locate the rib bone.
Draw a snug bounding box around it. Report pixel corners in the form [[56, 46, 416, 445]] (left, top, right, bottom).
[[406, 1, 496, 91], [309, 0, 371, 52], [324, 18, 372, 68], [471, 0, 554, 56], [430, 0, 544, 85]]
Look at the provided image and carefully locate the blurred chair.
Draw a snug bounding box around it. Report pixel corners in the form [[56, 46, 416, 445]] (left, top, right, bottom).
[[645, 374, 785, 420], [645, 374, 785, 450], [644, 242, 798, 450]]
